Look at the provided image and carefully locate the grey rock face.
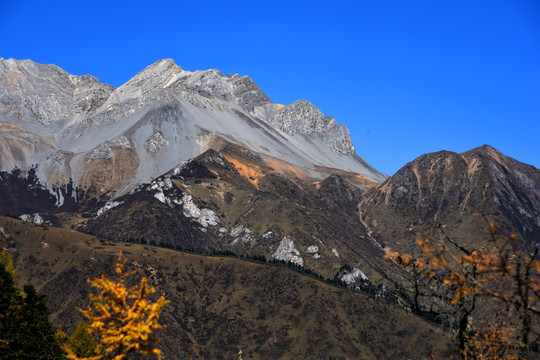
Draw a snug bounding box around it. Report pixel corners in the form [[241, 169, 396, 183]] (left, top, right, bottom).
[[96, 201, 123, 217], [0, 58, 114, 127], [144, 132, 169, 153], [341, 268, 369, 285], [86, 136, 130, 162], [229, 225, 255, 244], [182, 193, 220, 227], [268, 100, 355, 155], [226, 73, 272, 113]]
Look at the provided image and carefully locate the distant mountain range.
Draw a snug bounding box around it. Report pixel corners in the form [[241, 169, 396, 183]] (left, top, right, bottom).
[[1, 58, 539, 358]]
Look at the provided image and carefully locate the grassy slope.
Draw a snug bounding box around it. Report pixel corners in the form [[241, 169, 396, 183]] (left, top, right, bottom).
[[0, 216, 452, 359], [84, 148, 391, 282]]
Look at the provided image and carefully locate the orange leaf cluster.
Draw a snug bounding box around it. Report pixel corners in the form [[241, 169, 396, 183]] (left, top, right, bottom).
[[385, 219, 540, 359], [463, 320, 519, 360]]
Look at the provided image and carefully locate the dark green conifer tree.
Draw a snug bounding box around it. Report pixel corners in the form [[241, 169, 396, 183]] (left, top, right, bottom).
[[0, 263, 19, 351], [0, 263, 65, 359], [67, 321, 97, 357]]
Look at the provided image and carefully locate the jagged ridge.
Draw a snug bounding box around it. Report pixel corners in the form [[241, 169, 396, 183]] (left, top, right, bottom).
[[0, 58, 386, 208]]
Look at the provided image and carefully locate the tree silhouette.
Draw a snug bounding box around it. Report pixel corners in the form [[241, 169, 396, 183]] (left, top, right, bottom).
[[0, 260, 65, 359]]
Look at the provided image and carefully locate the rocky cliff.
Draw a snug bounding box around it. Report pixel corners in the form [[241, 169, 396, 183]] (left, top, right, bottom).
[[268, 99, 355, 155]]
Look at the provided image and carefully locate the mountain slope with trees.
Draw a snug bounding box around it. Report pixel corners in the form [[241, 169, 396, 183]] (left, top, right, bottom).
[[0, 215, 452, 359]]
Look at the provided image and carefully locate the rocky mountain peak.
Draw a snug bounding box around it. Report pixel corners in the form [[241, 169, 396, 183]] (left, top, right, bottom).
[[119, 58, 183, 94], [268, 99, 355, 155], [374, 146, 539, 209], [113, 59, 272, 115], [359, 145, 540, 250], [146, 58, 180, 72], [225, 73, 272, 112], [176, 68, 272, 114], [0, 58, 386, 208], [1, 57, 65, 79], [0, 58, 114, 127], [463, 144, 506, 166]]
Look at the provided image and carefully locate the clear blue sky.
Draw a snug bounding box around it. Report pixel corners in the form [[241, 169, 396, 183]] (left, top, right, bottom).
[[1, 0, 539, 175]]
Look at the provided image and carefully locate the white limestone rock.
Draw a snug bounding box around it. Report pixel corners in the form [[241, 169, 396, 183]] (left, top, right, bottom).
[[182, 194, 200, 218], [332, 248, 340, 258], [163, 177, 173, 190], [342, 268, 369, 285], [96, 200, 123, 217], [19, 213, 44, 225], [230, 225, 245, 238], [307, 245, 319, 254], [19, 214, 32, 222], [33, 213, 44, 225], [108, 136, 131, 148], [230, 225, 255, 243], [198, 208, 220, 227], [182, 193, 219, 227], [86, 143, 113, 162], [201, 153, 226, 167], [154, 192, 167, 204], [271, 236, 304, 266]]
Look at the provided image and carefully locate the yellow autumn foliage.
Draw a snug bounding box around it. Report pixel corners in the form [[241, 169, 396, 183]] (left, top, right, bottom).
[[67, 252, 169, 360]]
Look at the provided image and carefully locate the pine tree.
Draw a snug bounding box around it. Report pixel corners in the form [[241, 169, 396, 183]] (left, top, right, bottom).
[[0, 262, 18, 351], [0, 263, 65, 359], [66, 321, 98, 358]]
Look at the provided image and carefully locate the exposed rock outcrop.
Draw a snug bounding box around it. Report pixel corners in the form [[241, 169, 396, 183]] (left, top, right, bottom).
[[86, 136, 131, 162], [19, 213, 44, 225], [229, 225, 255, 244], [271, 236, 304, 266], [144, 132, 169, 153], [182, 193, 220, 228], [342, 268, 369, 285], [268, 100, 355, 155]]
